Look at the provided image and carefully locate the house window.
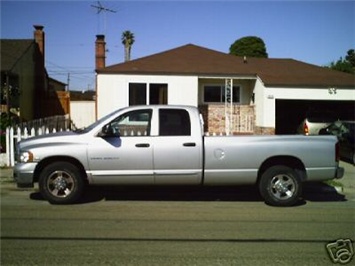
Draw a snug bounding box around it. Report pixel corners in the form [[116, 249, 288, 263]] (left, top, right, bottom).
[[150, 84, 167, 104], [129, 83, 168, 105], [204, 85, 240, 103], [129, 83, 146, 105]]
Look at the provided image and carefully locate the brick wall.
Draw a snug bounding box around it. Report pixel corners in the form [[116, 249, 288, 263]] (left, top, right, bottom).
[[199, 104, 256, 135], [254, 126, 275, 135]]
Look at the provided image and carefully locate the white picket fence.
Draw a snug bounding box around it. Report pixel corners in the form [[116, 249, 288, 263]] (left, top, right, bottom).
[[1, 114, 74, 167], [2, 114, 254, 167], [4, 127, 69, 167]]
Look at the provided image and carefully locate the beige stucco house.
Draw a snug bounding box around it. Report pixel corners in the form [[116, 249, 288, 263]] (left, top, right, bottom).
[[95, 38, 355, 134]]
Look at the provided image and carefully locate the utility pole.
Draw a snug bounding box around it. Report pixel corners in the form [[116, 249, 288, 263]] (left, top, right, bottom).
[[6, 72, 10, 114], [67, 73, 70, 91]]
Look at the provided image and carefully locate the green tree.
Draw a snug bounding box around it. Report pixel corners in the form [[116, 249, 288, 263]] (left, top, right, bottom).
[[329, 58, 353, 74], [121, 30, 135, 62], [328, 50, 355, 74], [345, 49, 355, 67], [0, 74, 20, 108], [229, 36, 268, 58]]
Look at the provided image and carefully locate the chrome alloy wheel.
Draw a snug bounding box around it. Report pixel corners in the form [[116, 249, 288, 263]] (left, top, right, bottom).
[[47, 170, 75, 198], [270, 174, 296, 200]]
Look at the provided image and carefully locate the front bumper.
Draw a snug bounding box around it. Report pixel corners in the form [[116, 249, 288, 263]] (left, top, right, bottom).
[[13, 162, 37, 188]]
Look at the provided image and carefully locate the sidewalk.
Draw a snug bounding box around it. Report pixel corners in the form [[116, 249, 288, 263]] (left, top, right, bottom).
[[339, 161, 355, 198], [0, 168, 15, 196], [0, 167, 13, 182]]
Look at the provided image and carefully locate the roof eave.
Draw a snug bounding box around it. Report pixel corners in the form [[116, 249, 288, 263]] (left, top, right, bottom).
[[96, 69, 256, 77], [264, 83, 355, 88]]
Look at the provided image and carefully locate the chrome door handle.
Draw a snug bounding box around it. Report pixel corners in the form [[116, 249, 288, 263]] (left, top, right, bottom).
[[135, 143, 150, 148], [183, 142, 196, 147]]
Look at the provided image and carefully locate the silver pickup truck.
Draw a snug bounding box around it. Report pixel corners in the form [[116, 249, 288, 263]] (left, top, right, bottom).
[[14, 105, 344, 206]]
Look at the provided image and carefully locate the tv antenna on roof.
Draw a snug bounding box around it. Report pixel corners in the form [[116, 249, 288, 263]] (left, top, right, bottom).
[[91, 1, 116, 33], [91, 1, 116, 14]]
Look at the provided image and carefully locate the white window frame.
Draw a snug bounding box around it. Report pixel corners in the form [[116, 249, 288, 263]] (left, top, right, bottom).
[[129, 82, 168, 105]]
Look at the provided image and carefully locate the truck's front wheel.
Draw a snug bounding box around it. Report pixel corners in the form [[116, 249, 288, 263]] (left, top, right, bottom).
[[259, 166, 302, 206], [39, 162, 85, 204]]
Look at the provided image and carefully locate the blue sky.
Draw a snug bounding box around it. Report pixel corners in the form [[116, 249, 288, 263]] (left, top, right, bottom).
[[1, 0, 354, 90]]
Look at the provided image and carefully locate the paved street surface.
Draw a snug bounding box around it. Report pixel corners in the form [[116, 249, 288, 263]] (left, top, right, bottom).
[[1, 162, 354, 265]]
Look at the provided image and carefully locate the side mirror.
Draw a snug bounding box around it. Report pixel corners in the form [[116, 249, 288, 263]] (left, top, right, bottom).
[[98, 124, 119, 138]]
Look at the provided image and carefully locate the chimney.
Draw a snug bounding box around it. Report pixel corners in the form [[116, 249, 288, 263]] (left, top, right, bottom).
[[95, 35, 106, 70], [33, 25, 45, 57]]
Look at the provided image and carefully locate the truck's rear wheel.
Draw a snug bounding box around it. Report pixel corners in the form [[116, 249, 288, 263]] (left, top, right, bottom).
[[39, 162, 84, 204], [259, 165, 302, 206]]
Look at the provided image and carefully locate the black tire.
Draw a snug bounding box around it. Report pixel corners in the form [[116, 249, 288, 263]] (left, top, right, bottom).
[[259, 165, 302, 206], [39, 162, 85, 204]]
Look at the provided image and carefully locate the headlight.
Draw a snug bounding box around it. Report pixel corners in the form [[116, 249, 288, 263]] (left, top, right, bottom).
[[19, 151, 34, 163]]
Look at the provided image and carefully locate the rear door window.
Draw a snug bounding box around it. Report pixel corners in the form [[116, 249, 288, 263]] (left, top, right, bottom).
[[159, 109, 191, 136]]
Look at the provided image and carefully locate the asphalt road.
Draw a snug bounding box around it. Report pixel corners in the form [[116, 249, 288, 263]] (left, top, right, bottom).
[[1, 163, 354, 266]]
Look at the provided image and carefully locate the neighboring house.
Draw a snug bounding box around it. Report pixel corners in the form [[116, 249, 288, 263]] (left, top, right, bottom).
[[70, 91, 96, 129], [48, 77, 66, 92], [95, 37, 355, 134], [1, 25, 69, 122], [1, 26, 46, 121]]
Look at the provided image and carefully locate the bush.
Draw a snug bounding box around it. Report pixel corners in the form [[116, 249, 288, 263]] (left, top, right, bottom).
[[0, 112, 18, 153]]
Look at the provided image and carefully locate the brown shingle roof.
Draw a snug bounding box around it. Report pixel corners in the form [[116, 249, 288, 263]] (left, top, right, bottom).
[[98, 44, 355, 88], [1, 39, 34, 71], [70, 90, 95, 101], [248, 57, 355, 88], [99, 44, 255, 76]]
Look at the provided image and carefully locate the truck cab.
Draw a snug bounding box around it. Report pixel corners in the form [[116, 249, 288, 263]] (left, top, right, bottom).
[[87, 105, 204, 185]]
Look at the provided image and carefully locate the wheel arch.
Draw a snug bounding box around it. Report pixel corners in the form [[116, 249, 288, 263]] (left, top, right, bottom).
[[257, 156, 307, 184], [34, 156, 87, 184]]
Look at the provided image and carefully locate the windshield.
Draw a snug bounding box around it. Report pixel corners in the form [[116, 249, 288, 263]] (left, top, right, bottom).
[[74, 108, 124, 134]]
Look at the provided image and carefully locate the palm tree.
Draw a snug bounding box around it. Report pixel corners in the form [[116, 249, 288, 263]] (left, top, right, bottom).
[[121, 30, 135, 62]]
